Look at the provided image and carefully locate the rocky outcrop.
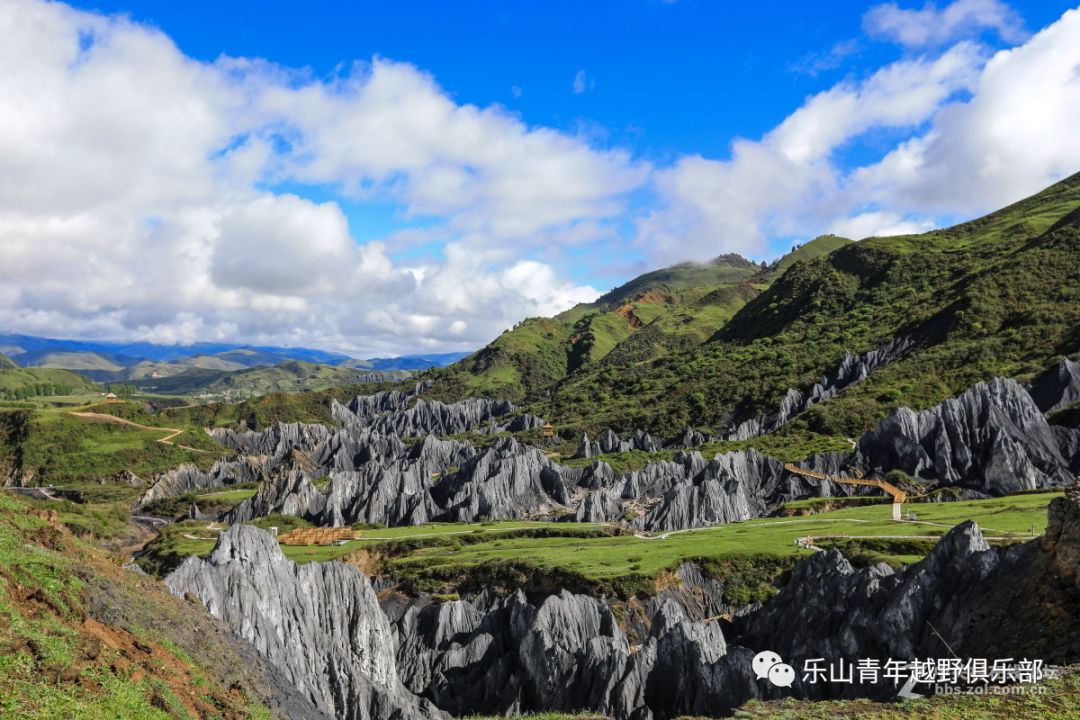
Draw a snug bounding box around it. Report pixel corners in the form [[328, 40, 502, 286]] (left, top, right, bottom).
[[382, 496, 1080, 717], [165, 525, 445, 720], [135, 459, 268, 509], [637, 449, 851, 532], [575, 426, 708, 459], [726, 336, 913, 441], [1054, 426, 1080, 473], [209, 422, 335, 461], [334, 380, 433, 423], [1029, 356, 1080, 412], [225, 435, 477, 526], [1043, 489, 1080, 591], [171, 493, 1080, 720], [230, 435, 853, 532], [185, 371, 1075, 531], [857, 377, 1076, 493], [432, 437, 573, 521], [335, 393, 541, 437]]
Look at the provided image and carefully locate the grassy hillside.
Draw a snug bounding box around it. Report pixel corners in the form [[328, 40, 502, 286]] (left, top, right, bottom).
[[767, 234, 852, 276], [530, 172, 1080, 436], [0, 365, 95, 401], [0, 378, 400, 491], [25, 351, 124, 372], [0, 492, 276, 718], [116, 360, 401, 400], [0, 406, 224, 500]]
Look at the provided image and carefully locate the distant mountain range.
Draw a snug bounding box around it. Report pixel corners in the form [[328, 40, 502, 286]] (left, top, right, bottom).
[[0, 334, 470, 381], [0, 334, 471, 400]]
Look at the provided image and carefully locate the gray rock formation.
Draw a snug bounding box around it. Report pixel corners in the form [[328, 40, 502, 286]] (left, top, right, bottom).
[[170, 493, 1080, 719], [335, 393, 541, 437], [856, 377, 1076, 492], [227, 433, 851, 532], [382, 496, 1080, 717], [226, 434, 477, 526], [135, 459, 268, 509], [210, 421, 336, 460], [1029, 356, 1080, 412], [726, 336, 913, 441], [1054, 426, 1080, 473], [575, 426, 708, 459], [165, 371, 1076, 532], [335, 380, 433, 423], [165, 525, 446, 720]]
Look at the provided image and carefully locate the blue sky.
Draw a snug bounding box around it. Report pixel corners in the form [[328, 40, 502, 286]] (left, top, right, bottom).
[[3, 0, 1080, 354], [64, 1, 1066, 152]]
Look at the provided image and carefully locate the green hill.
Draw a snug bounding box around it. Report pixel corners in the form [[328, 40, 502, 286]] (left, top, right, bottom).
[[431, 173, 1080, 444], [440, 254, 764, 399], [0, 364, 95, 401], [768, 234, 852, 276], [26, 351, 124, 372], [0, 492, 277, 716], [183, 354, 249, 371], [117, 360, 405, 399], [535, 172, 1080, 436]]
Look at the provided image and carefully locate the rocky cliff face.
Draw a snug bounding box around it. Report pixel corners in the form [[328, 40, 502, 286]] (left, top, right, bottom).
[[136, 459, 269, 510], [857, 377, 1076, 492], [165, 525, 446, 720], [1029, 356, 1080, 412]]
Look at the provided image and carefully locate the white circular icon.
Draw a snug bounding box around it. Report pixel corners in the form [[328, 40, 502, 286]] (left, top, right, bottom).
[[768, 662, 796, 688], [752, 650, 783, 680]]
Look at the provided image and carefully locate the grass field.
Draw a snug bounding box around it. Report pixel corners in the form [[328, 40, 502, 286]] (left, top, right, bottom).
[[137, 491, 1061, 597]]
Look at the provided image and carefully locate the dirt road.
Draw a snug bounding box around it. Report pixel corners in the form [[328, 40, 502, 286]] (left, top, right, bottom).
[[67, 412, 210, 452]]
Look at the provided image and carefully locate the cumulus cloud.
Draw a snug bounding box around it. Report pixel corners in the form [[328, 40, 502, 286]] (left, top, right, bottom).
[[0, 0, 641, 355], [828, 211, 936, 239], [637, 6, 1080, 262], [850, 7, 1080, 215], [637, 43, 984, 260], [4, 0, 1079, 357], [864, 0, 1028, 48]]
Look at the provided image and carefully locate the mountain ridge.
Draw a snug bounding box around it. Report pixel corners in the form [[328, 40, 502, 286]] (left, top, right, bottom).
[[426, 171, 1080, 442]]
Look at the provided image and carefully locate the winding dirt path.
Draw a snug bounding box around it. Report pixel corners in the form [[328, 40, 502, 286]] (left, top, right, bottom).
[[67, 411, 211, 452]]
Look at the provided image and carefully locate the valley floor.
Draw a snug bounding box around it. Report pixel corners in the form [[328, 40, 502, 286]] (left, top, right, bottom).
[[137, 491, 1059, 600]]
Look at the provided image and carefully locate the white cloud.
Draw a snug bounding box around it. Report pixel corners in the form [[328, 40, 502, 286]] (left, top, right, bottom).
[[851, 7, 1080, 215], [637, 44, 983, 260], [4, 0, 1078, 358], [573, 69, 589, 94], [211, 195, 356, 295], [864, 0, 1028, 48], [0, 0, 631, 356], [828, 211, 936, 239], [789, 39, 861, 77], [638, 6, 1080, 263]]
